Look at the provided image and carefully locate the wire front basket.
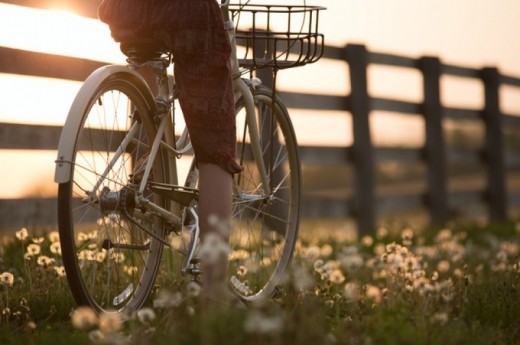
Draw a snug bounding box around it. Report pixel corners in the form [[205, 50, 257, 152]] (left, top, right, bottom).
[[230, 3, 325, 70]]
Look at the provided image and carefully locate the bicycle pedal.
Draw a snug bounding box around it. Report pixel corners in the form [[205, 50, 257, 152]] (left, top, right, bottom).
[[148, 182, 198, 206]]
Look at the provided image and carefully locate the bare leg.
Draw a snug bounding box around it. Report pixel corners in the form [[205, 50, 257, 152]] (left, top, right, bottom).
[[198, 163, 232, 302]]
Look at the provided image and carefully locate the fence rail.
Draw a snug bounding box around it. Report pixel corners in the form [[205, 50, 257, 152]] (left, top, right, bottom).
[[1, 1, 520, 233]]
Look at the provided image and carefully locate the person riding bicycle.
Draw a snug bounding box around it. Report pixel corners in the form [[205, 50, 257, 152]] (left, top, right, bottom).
[[98, 0, 242, 306]]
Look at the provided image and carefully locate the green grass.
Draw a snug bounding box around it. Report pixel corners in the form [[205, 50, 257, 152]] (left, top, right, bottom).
[[1, 220, 520, 344]]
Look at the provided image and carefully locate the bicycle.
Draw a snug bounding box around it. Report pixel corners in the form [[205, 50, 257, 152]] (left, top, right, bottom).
[[54, 0, 324, 314]]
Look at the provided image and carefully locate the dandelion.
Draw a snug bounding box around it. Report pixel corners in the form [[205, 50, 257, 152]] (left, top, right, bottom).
[[0, 272, 14, 286], [365, 285, 382, 304], [344, 282, 360, 301], [437, 260, 450, 273], [401, 227, 414, 246], [71, 306, 98, 330], [207, 213, 231, 237], [50, 242, 62, 255], [77, 232, 89, 242], [376, 227, 388, 239], [340, 253, 364, 271], [48, 231, 60, 243], [431, 312, 449, 326], [54, 266, 66, 277], [435, 228, 452, 242], [26, 244, 41, 257], [361, 235, 374, 247], [198, 233, 229, 264], [98, 312, 124, 334], [314, 259, 324, 272], [124, 265, 138, 276], [37, 255, 55, 267], [186, 281, 202, 297], [321, 244, 334, 257], [32, 236, 44, 244], [385, 242, 398, 253], [153, 290, 183, 309], [136, 308, 156, 324], [15, 228, 28, 241], [329, 269, 345, 284], [25, 320, 37, 331], [236, 265, 248, 277], [303, 245, 321, 261], [110, 252, 125, 263]]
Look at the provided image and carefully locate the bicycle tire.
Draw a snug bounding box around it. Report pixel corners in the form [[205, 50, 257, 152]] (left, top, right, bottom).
[[58, 69, 168, 313], [229, 85, 301, 303]]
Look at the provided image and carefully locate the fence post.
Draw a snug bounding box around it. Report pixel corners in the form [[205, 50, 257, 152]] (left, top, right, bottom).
[[420, 57, 448, 226], [345, 44, 375, 234], [481, 67, 508, 221]]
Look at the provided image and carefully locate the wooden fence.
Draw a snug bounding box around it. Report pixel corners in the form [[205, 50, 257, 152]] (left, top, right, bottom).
[[1, 0, 520, 234]]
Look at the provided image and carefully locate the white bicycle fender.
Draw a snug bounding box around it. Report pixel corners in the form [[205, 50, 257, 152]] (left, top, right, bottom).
[[54, 65, 153, 184]]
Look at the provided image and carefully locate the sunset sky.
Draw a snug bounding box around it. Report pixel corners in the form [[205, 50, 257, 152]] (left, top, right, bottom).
[[0, 0, 519, 197]]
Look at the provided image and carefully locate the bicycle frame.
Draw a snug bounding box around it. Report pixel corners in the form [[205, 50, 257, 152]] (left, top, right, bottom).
[[55, 1, 271, 232]]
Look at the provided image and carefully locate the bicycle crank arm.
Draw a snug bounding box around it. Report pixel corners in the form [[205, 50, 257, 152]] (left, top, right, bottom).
[[101, 239, 150, 251]]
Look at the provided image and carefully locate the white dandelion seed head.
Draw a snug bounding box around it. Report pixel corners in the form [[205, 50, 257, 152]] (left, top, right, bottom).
[[198, 233, 230, 265], [15, 228, 28, 241], [26, 244, 41, 257], [98, 311, 124, 334], [136, 308, 156, 324], [0, 272, 15, 286], [71, 306, 98, 331], [329, 269, 345, 284], [48, 231, 60, 243], [186, 281, 202, 297]]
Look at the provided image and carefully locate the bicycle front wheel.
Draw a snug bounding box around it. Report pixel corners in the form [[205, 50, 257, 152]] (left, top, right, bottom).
[[57, 70, 168, 313], [229, 85, 301, 303]]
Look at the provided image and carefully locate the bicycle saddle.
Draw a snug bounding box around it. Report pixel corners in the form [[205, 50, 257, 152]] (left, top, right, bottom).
[[120, 38, 169, 62]]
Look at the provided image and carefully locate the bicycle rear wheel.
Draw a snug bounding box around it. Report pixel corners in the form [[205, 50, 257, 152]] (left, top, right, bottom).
[[229, 85, 301, 303], [57, 70, 168, 313]]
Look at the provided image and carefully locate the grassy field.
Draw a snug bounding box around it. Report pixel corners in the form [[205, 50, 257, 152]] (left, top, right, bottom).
[[1, 219, 520, 344]]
